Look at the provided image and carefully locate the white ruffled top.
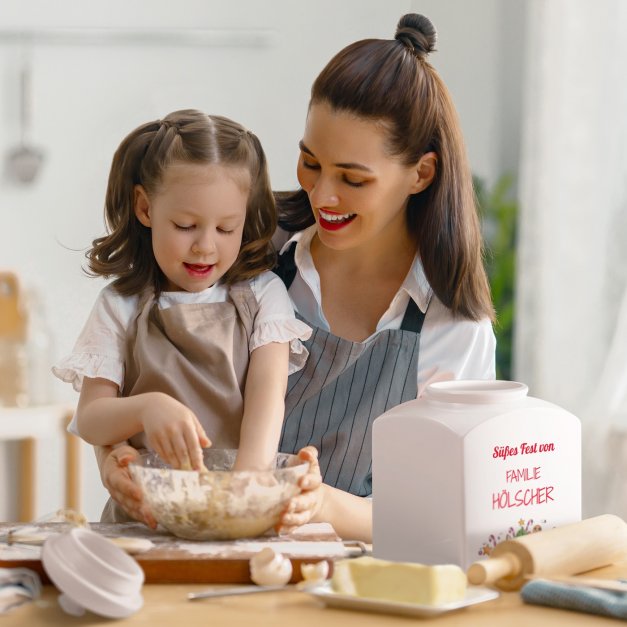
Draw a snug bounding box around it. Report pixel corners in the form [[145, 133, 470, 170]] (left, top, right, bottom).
[[52, 270, 312, 394]]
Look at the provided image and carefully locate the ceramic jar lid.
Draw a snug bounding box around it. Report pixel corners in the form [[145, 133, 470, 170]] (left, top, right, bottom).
[[41, 527, 144, 618]]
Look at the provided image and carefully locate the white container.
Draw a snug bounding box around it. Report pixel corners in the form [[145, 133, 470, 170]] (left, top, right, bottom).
[[372, 380, 581, 569]]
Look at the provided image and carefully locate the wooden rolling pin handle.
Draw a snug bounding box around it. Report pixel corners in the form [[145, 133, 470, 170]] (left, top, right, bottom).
[[467, 552, 522, 585]]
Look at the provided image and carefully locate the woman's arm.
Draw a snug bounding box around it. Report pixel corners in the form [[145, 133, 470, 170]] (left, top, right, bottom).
[[94, 443, 157, 528], [234, 341, 290, 470], [277, 447, 372, 543], [77, 377, 210, 470]]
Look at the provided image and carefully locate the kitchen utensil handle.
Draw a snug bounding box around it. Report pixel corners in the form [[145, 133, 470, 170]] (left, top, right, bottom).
[[467, 553, 522, 585], [188, 584, 295, 600]]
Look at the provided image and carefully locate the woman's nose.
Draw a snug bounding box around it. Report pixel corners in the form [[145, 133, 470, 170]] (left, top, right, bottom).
[[308, 176, 339, 209]]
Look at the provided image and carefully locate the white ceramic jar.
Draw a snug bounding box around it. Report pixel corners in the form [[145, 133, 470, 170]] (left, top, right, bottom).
[[372, 380, 581, 569]]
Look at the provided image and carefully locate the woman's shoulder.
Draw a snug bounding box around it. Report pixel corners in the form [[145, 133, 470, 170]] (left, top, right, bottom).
[[426, 293, 495, 338], [420, 294, 496, 381]]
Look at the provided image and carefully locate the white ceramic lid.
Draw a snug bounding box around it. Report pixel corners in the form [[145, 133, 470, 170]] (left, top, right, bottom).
[[424, 380, 529, 404], [41, 527, 144, 618]]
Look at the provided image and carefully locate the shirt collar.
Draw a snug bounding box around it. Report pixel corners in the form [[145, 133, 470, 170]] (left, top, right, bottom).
[[281, 225, 433, 314], [401, 251, 433, 314]]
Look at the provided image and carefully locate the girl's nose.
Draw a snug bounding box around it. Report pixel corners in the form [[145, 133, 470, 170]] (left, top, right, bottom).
[[192, 231, 216, 256]]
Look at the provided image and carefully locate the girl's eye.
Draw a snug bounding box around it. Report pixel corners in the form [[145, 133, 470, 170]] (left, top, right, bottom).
[[218, 228, 234, 234], [174, 223, 194, 231]]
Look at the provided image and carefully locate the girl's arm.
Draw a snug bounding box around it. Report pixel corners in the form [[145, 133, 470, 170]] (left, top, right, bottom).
[[277, 447, 373, 543], [77, 377, 210, 470], [233, 341, 290, 470]]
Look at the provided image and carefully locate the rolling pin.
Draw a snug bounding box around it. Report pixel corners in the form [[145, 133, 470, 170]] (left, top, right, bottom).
[[467, 514, 627, 591]]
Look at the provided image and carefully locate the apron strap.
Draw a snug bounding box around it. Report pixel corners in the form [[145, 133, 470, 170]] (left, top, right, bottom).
[[400, 297, 426, 333], [274, 242, 298, 288]]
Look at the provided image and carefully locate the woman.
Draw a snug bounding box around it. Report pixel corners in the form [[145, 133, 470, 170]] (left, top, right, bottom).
[[97, 13, 495, 542]]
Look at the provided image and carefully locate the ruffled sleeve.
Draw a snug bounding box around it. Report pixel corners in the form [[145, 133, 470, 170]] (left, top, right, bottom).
[[249, 272, 312, 374], [250, 317, 312, 374], [51, 286, 136, 393], [52, 351, 125, 393]]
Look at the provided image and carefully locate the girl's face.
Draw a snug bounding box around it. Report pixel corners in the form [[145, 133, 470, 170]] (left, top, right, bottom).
[[134, 163, 248, 292], [297, 102, 431, 254]]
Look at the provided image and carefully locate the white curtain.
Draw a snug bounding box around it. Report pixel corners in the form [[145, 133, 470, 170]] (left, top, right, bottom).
[[515, 0, 627, 516]]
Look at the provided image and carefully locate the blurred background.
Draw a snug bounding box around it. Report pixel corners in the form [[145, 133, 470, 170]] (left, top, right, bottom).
[[0, 0, 625, 522]]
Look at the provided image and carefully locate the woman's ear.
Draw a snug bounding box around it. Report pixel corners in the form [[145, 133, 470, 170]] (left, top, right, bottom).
[[134, 185, 152, 227], [410, 151, 437, 194]]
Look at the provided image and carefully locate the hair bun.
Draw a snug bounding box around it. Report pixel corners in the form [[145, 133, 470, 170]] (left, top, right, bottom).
[[395, 13, 437, 58]]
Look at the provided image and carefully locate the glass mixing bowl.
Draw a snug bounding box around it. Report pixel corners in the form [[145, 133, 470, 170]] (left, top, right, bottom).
[[129, 449, 308, 541]]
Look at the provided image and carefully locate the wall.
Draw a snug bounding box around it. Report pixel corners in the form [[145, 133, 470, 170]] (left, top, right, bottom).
[[0, 0, 525, 521]]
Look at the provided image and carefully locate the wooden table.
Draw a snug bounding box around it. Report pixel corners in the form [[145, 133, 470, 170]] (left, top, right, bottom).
[[0, 579, 622, 626], [3, 562, 627, 625], [0, 404, 79, 521]]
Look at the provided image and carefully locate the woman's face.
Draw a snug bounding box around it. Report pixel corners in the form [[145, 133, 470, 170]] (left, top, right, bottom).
[[297, 102, 423, 253]]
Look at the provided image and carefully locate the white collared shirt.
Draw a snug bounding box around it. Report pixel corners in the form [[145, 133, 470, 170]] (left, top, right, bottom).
[[280, 226, 496, 395]]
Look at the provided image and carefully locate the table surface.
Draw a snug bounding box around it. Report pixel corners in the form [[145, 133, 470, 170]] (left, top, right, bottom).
[[5, 562, 627, 626]]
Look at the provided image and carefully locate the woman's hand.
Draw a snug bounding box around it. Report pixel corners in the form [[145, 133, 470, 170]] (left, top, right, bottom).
[[276, 446, 324, 533], [100, 444, 157, 528]]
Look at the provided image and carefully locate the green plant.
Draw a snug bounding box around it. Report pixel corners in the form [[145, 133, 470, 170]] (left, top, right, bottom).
[[474, 174, 517, 380]]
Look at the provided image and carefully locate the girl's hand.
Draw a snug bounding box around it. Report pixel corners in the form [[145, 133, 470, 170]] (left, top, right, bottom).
[[101, 444, 157, 528], [276, 446, 324, 534], [140, 393, 211, 470]]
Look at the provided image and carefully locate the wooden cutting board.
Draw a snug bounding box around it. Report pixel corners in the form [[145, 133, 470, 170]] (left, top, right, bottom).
[[0, 522, 364, 584]]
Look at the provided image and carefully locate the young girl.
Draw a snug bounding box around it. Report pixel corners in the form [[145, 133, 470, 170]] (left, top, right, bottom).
[[53, 110, 311, 516]]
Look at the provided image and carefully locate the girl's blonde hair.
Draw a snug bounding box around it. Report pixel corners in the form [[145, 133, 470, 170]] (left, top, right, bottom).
[[87, 109, 276, 295]]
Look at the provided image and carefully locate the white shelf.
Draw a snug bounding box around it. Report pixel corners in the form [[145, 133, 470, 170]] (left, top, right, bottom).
[[0, 403, 74, 440]]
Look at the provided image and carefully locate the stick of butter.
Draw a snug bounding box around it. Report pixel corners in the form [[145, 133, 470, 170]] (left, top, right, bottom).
[[331, 556, 466, 605]]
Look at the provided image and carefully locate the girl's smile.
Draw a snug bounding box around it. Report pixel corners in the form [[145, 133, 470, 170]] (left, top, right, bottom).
[[183, 263, 215, 279]]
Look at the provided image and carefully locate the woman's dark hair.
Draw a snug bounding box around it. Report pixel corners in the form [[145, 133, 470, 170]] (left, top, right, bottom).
[[277, 14, 494, 322], [87, 109, 276, 295]]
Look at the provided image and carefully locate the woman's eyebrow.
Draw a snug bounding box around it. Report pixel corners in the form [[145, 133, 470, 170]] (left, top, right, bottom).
[[299, 140, 373, 173]]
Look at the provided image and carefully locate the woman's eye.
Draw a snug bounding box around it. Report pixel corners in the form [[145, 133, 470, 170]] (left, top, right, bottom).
[[343, 177, 364, 188], [302, 159, 320, 170]]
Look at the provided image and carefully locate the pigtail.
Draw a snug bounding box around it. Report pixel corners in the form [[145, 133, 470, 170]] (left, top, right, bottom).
[[86, 121, 162, 295], [223, 128, 277, 284]]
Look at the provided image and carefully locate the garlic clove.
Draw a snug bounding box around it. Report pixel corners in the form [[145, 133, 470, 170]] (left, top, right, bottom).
[[249, 548, 293, 586], [300, 560, 330, 583]]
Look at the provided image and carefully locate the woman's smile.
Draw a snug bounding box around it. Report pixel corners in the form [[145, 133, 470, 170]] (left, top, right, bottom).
[[318, 208, 357, 231]]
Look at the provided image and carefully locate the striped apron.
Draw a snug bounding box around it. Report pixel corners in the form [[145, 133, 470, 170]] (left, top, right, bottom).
[[275, 243, 426, 496]]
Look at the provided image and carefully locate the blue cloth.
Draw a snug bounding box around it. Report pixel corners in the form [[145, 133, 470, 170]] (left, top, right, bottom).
[[521, 579, 627, 620], [0, 567, 42, 614]]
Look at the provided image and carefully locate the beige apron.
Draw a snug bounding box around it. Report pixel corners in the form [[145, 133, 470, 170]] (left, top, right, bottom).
[[101, 281, 258, 522]]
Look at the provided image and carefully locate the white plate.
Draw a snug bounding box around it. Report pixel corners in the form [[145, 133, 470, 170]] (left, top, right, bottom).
[[306, 581, 499, 617]]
